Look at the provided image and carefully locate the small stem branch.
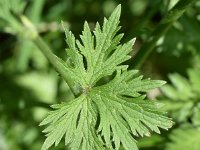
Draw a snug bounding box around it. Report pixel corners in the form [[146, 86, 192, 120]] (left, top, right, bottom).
[[130, 0, 195, 69]]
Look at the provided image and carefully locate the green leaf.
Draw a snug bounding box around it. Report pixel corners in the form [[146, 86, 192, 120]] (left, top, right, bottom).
[[166, 126, 200, 150], [40, 5, 173, 150], [188, 69, 200, 94], [162, 73, 193, 101], [161, 68, 200, 124]]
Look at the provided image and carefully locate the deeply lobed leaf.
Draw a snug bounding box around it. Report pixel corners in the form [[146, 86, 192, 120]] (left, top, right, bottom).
[[161, 69, 200, 124], [166, 126, 200, 150], [40, 5, 173, 150]]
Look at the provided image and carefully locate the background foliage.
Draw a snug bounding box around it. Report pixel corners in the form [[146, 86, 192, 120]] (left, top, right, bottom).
[[0, 0, 200, 150]]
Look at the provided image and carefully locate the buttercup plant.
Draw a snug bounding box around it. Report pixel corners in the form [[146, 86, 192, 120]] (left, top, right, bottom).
[[39, 5, 173, 150], [1, 0, 198, 149], [0, 1, 176, 149]]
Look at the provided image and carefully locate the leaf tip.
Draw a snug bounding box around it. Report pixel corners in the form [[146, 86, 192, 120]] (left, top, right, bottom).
[[116, 4, 121, 10], [155, 80, 167, 87], [131, 38, 136, 45], [144, 132, 151, 137], [61, 20, 67, 30], [162, 80, 167, 85], [113, 4, 121, 16], [39, 122, 44, 126]]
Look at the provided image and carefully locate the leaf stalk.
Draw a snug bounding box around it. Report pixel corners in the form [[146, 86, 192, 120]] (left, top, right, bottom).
[[20, 15, 77, 97]]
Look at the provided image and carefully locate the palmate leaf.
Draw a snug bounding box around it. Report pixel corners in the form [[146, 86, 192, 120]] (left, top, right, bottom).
[[40, 5, 173, 150], [166, 126, 200, 150], [161, 69, 200, 125]]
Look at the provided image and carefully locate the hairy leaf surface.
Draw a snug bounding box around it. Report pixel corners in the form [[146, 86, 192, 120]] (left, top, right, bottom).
[[40, 5, 173, 150]]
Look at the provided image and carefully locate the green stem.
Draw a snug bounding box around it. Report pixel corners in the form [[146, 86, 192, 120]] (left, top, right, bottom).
[[33, 37, 77, 97], [130, 0, 195, 69], [20, 15, 77, 97]]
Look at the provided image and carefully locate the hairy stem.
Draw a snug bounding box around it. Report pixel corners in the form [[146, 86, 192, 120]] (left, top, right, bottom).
[[130, 0, 195, 69], [20, 15, 77, 97]]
